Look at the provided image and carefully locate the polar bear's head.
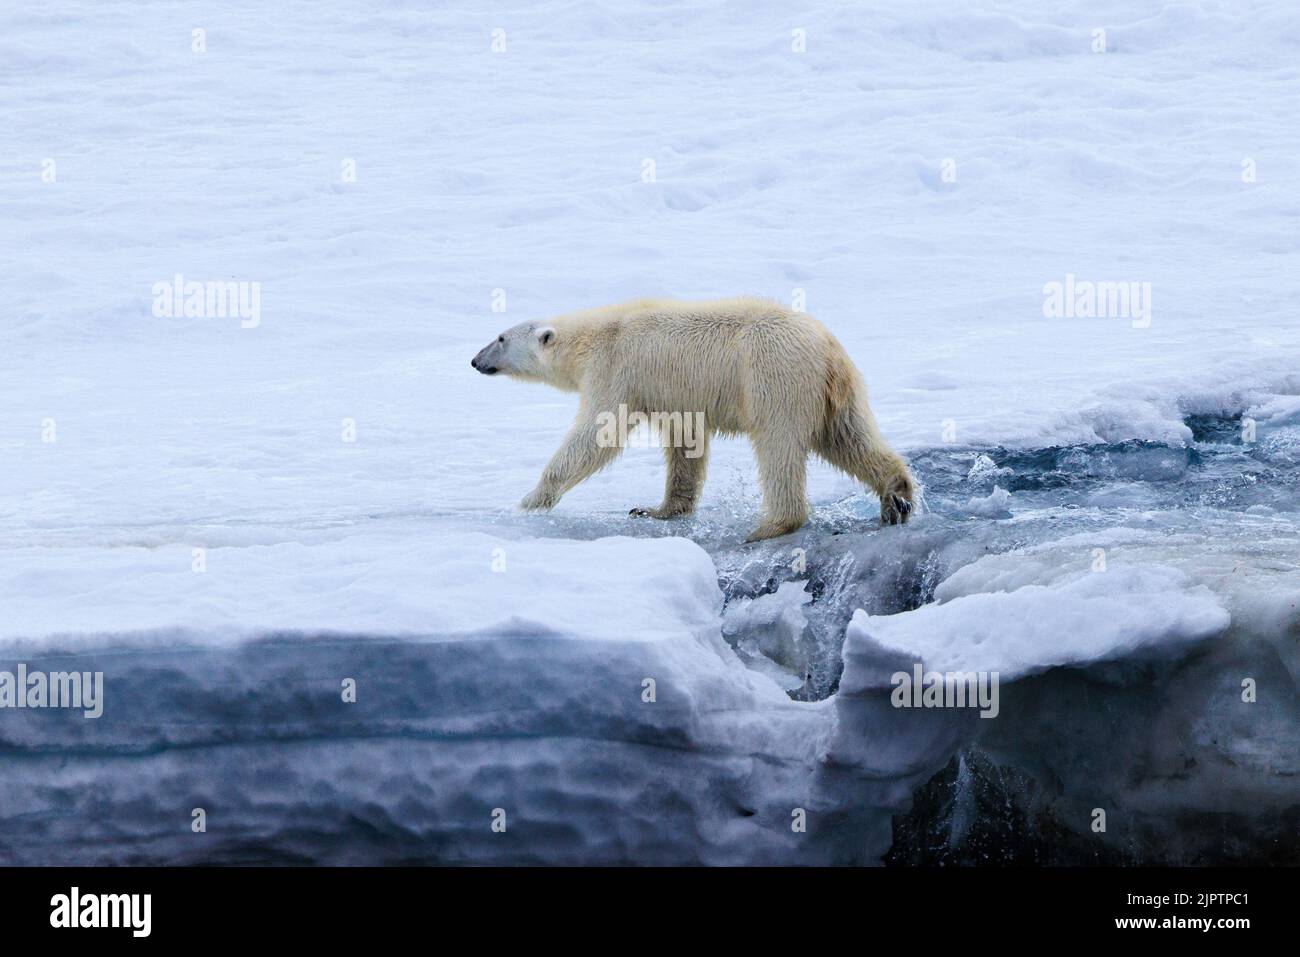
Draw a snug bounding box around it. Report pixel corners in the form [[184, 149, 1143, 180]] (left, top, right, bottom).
[[471, 321, 557, 381]]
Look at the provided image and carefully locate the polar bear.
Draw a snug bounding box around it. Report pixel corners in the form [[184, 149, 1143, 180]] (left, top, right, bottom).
[[471, 297, 914, 541]]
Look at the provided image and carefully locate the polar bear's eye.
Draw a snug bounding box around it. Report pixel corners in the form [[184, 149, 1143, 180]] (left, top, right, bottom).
[[498, 335, 505, 343]]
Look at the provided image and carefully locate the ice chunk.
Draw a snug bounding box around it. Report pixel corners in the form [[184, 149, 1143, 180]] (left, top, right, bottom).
[[842, 565, 1229, 685], [964, 484, 1012, 517], [721, 580, 812, 684], [966, 454, 1012, 485]]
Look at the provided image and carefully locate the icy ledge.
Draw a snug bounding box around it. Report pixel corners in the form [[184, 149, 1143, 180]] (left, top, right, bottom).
[[841, 565, 1229, 685], [0, 532, 1281, 865], [0, 534, 851, 864]]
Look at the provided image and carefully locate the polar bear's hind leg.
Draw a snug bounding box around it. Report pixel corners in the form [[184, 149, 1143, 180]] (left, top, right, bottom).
[[631, 438, 710, 519], [745, 431, 810, 542]]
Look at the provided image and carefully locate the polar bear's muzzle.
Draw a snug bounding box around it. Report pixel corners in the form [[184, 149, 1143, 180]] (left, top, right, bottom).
[[471, 341, 504, 375]]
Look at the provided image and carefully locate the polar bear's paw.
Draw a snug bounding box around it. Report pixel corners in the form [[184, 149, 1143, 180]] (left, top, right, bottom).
[[629, 504, 690, 520], [519, 487, 558, 511], [744, 517, 804, 543], [880, 492, 913, 525]]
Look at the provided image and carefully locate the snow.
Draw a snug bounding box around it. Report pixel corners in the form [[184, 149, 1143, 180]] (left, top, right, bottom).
[[0, 0, 1297, 863], [843, 565, 1229, 684], [0, 534, 725, 650]]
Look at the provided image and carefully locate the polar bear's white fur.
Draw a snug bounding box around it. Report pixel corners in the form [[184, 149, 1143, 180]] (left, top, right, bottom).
[[471, 297, 914, 541]]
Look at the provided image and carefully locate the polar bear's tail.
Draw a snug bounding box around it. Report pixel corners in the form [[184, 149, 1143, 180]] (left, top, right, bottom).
[[818, 350, 916, 524]]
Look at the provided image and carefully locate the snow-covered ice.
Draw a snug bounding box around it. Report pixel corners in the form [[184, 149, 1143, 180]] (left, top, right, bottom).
[[0, 534, 725, 649], [845, 565, 1230, 683], [1, 0, 1297, 864]]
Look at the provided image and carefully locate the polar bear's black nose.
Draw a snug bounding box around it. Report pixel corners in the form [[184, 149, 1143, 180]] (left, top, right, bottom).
[[472, 345, 501, 375]]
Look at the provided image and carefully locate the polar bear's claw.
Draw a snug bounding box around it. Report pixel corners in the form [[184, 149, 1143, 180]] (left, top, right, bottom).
[[880, 493, 913, 526], [630, 505, 688, 519]]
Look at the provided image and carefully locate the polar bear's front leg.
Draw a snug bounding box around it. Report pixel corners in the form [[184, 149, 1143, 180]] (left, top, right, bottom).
[[518, 485, 559, 511], [520, 413, 621, 511]]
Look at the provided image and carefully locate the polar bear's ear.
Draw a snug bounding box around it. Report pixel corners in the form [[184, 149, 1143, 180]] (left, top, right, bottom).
[[536, 326, 555, 347]]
